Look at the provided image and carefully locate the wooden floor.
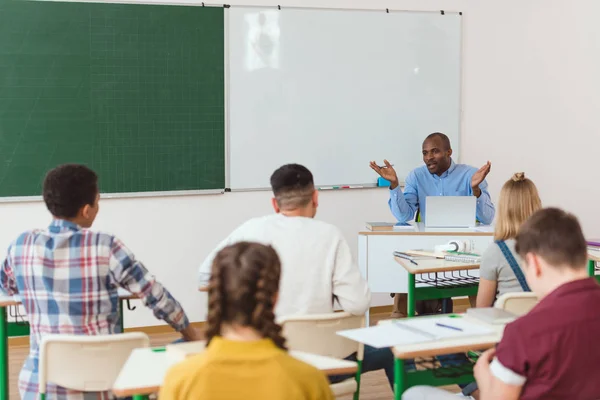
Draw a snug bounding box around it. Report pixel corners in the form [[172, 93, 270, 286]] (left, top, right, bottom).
[[7, 306, 467, 400]]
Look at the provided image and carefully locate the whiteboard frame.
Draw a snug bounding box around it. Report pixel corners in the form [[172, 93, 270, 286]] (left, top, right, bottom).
[[225, 6, 464, 191]]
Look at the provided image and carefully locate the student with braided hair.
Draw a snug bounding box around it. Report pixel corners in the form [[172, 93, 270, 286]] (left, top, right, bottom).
[[161, 242, 334, 400]]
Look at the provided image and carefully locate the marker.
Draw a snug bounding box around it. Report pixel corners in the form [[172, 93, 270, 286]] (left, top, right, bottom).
[[435, 322, 463, 332], [318, 186, 364, 190]]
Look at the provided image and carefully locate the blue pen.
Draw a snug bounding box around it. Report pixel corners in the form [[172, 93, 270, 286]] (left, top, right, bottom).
[[435, 322, 463, 332]]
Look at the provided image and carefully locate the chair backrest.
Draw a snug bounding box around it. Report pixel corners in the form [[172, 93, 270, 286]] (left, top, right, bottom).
[[38, 332, 150, 394], [495, 292, 539, 316], [279, 312, 364, 360]]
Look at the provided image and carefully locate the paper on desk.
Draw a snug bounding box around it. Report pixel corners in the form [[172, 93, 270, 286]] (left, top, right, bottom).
[[337, 316, 494, 348], [337, 324, 429, 348], [393, 224, 415, 231], [399, 316, 494, 339]]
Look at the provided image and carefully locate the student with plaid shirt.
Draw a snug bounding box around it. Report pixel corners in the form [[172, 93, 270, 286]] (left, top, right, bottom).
[[0, 164, 202, 400]]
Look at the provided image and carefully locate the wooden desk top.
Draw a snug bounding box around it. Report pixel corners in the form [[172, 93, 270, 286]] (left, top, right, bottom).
[[394, 256, 480, 274], [359, 222, 494, 237], [113, 345, 358, 397], [383, 316, 504, 359]]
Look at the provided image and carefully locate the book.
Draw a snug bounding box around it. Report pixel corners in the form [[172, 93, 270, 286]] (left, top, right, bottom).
[[467, 307, 518, 324], [337, 315, 494, 348], [444, 254, 481, 263], [588, 239, 600, 247], [443, 251, 481, 263], [365, 222, 414, 231]]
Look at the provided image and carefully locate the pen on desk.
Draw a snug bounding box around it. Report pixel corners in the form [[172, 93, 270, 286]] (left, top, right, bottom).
[[435, 322, 463, 332]]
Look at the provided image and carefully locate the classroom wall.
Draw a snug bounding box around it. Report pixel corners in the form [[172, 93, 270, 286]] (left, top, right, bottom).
[[1, 0, 599, 328]]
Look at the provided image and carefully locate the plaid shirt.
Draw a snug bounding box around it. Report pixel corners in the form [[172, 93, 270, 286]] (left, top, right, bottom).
[[0, 219, 190, 400]]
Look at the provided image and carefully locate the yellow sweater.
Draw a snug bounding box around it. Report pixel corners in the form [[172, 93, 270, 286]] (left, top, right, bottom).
[[159, 337, 335, 400]]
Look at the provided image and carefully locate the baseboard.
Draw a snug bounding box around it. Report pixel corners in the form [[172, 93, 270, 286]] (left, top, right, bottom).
[[8, 300, 473, 348]]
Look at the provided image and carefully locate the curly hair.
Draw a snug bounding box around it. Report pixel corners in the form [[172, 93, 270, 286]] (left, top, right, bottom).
[[205, 242, 286, 350], [42, 164, 98, 218]]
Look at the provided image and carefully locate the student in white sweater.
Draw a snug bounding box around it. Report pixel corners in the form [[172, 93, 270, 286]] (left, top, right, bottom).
[[198, 163, 395, 389]]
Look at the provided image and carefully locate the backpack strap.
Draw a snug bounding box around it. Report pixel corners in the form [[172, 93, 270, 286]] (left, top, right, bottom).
[[496, 240, 531, 292]]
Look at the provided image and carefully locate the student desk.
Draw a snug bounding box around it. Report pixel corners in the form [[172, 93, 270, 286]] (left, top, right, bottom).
[[112, 345, 359, 399], [588, 250, 600, 281], [382, 316, 505, 400], [0, 289, 136, 400], [394, 257, 480, 317], [358, 224, 494, 323]]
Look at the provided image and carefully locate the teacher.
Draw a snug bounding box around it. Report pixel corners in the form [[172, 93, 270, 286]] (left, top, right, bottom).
[[370, 132, 495, 317]]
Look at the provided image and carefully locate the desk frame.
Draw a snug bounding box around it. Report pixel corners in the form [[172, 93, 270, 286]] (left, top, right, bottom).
[[0, 295, 136, 400], [395, 257, 480, 317]]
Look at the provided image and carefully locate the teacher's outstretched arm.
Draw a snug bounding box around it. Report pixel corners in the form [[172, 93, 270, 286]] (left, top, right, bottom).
[[369, 160, 418, 223], [471, 161, 495, 225]]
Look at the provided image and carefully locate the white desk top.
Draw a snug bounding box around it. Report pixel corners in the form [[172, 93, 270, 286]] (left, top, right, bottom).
[[359, 222, 494, 237], [0, 288, 136, 307], [382, 316, 504, 359], [394, 256, 479, 274], [113, 345, 358, 397]]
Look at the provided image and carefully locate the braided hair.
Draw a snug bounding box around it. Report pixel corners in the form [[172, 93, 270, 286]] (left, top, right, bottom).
[[205, 241, 287, 350]]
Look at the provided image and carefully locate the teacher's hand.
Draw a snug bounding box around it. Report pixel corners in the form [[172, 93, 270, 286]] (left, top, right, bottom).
[[471, 161, 491, 195], [369, 159, 399, 189]]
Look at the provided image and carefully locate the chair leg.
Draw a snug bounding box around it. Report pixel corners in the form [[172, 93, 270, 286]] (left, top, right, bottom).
[[353, 359, 363, 400]]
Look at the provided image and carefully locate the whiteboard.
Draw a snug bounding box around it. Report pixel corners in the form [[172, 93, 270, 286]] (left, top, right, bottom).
[[228, 7, 462, 189]]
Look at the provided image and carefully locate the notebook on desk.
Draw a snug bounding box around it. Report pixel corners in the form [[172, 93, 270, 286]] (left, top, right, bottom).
[[337, 315, 494, 348]]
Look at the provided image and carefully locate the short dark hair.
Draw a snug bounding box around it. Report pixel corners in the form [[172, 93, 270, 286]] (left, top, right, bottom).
[[424, 132, 451, 150], [43, 164, 99, 218], [515, 207, 587, 269], [269, 164, 314, 209]]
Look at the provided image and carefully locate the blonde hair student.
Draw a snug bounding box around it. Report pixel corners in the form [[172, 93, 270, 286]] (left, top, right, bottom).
[[160, 242, 334, 400], [476, 172, 542, 307]]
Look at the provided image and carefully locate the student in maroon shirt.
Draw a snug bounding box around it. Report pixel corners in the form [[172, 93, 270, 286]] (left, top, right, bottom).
[[403, 207, 600, 400]]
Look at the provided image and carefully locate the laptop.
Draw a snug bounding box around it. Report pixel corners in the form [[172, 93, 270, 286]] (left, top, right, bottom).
[[424, 196, 476, 228]]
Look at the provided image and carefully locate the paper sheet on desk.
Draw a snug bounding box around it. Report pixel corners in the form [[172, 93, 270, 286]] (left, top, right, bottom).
[[337, 316, 494, 348]]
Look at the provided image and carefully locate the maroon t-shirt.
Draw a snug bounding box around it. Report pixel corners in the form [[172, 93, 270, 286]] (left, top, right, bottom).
[[495, 278, 600, 399]]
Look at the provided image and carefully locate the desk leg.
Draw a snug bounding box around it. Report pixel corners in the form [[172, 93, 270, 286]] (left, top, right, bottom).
[[0, 307, 7, 400], [394, 358, 406, 400], [588, 259, 596, 278], [407, 274, 416, 317], [119, 299, 124, 333]]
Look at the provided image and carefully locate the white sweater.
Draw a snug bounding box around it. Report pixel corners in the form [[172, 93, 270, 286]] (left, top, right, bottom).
[[198, 214, 371, 318]]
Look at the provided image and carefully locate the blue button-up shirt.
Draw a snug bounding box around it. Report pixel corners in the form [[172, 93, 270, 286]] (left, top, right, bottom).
[[388, 160, 495, 224]]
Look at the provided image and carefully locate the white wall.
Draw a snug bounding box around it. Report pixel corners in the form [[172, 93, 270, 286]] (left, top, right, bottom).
[[3, 0, 600, 327]]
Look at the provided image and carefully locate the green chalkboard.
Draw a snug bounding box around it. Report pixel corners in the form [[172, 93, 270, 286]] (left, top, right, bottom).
[[0, 1, 225, 197]]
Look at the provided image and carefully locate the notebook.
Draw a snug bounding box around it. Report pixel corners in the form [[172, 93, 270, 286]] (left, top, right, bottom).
[[337, 315, 494, 348], [366, 222, 414, 231], [444, 253, 481, 263]]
